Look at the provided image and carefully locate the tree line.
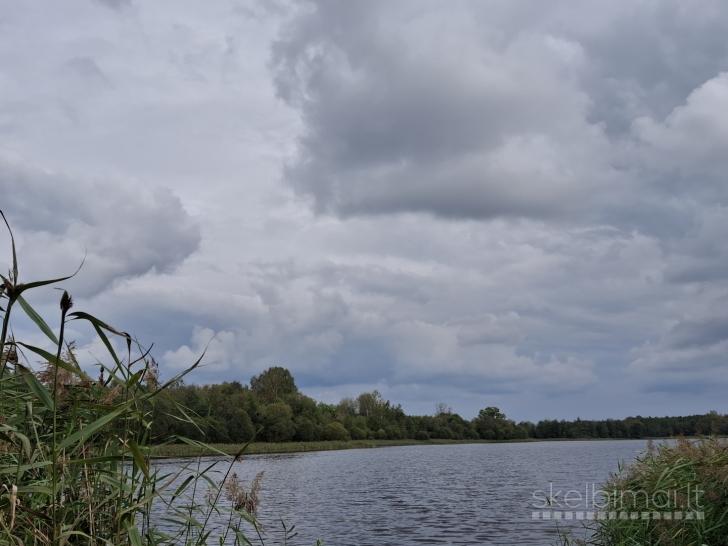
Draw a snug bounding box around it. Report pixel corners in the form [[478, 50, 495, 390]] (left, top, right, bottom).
[[150, 366, 728, 444]]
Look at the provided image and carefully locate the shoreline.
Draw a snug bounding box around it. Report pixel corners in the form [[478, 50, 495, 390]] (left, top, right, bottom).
[[149, 436, 671, 459]]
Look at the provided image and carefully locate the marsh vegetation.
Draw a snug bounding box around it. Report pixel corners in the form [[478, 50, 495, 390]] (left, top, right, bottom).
[[0, 213, 304, 545], [558, 436, 728, 546]]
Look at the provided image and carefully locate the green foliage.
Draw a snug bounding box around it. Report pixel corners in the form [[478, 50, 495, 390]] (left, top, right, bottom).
[[557, 437, 728, 546], [473, 407, 527, 440], [529, 412, 728, 440], [151, 369, 723, 447], [322, 422, 349, 442], [480, 407, 506, 420], [336, 397, 358, 417], [250, 367, 298, 405], [228, 407, 256, 443], [260, 402, 296, 443], [0, 215, 320, 546], [385, 425, 403, 440], [357, 391, 386, 419], [294, 417, 318, 442], [347, 425, 367, 440], [414, 430, 430, 441]]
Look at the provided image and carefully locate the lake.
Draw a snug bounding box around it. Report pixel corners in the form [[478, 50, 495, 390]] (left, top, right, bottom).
[[153, 439, 652, 545]]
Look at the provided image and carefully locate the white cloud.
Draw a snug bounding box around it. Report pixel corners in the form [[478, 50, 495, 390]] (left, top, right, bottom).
[[633, 72, 728, 187], [0, 150, 200, 297], [163, 326, 239, 373]]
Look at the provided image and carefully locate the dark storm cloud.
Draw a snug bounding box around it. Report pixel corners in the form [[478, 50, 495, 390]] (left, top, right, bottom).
[[272, 0, 728, 227], [630, 310, 728, 393], [272, 0, 615, 220], [571, 1, 728, 133], [667, 317, 728, 350]]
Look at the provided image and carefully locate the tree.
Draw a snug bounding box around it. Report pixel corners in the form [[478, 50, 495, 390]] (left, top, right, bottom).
[[250, 366, 298, 405], [294, 417, 318, 442], [473, 407, 524, 440], [348, 425, 367, 440], [357, 390, 385, 419], [479, 407, 506, 420], [228, 408, 255, 442], [337, 397, 359, 417], [259, 401, 296, 442], [434, 402, 451, 416]]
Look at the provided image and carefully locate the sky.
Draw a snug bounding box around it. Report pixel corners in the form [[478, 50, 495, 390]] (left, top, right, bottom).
[[2, 0, 728, 422]]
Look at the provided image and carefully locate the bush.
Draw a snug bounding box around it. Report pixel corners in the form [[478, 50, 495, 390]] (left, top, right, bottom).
[[375, 428, 388, 440], [348, 425, 367, 440], [385, 425, 403, 440], [294, 417, 316, 442], [435, 426, 455, 439], [415, 430, 430, 441], [228, 407, 256, 442], [322, 421, 350, 441]]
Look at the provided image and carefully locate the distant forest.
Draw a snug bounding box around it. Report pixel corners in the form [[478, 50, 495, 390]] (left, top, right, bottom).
[[150, 366, 728, 444]]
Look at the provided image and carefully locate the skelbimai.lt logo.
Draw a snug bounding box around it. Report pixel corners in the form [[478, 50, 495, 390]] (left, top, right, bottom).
[[531, 482, 705, 521]]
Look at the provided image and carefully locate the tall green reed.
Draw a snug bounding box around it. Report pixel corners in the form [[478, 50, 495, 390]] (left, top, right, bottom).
[[556, 436, 728, 546], [0, 212, 320, 545]]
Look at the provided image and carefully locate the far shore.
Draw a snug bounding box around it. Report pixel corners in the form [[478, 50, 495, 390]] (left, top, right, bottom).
[[150, 436, 673, 459]]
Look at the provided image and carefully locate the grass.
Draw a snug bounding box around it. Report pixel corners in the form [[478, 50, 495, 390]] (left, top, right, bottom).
[[151, 436, 674, 459], [557, 436, 728, 546], [150, 438, 527, 458]]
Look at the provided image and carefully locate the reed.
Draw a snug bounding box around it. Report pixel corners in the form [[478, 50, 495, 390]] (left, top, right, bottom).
[[557, 436, 728, 546], [0, 212, 320, 545]]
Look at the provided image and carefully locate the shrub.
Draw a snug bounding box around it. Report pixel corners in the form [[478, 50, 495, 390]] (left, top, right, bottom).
[[295, 417, 316, 442], [348, 425, 367, 440], [385, 425, 403, 440], [415, 430, 430, 441], [228, 407, 256, 442], [322, 421, 350, 441]]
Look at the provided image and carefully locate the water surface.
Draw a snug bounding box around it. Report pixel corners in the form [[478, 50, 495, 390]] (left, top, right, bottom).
[[154, 440, 650, 545]]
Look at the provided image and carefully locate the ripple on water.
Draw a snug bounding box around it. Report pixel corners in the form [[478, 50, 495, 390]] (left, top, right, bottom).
[[153, 440, 651, 545]]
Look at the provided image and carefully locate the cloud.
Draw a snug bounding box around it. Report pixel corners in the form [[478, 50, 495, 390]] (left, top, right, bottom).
[[456, 312, 523, 346], [0, 150, 201, 297], [4, 0, 728, 420], [630, 313, 728, 393], [272, 0, 619, 220], [163, 326, 238, 372], [93, 0, 132, 11], [632, 72, 728, 197], [663, 206, 728, 283], [272, 0, 728, 232]]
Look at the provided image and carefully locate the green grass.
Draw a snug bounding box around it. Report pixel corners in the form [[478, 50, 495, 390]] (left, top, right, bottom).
[[151, 436, 665, 459], [151, 438, 490, 458]]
